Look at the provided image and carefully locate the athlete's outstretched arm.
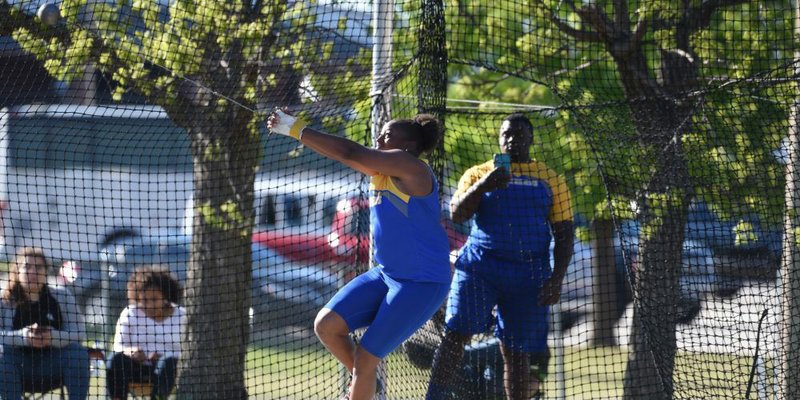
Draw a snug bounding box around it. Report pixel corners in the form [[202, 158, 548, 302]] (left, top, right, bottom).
[[299, 125, 427, 181], [268, 111, 428, 180], [296, 126, 380, 176]]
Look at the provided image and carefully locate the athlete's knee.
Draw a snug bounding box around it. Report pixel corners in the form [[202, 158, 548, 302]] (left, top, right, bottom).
[[442, 329, 471, 346], [431, 329, 470, 366], [528, 350, 550, 384], [500, 345, 530, 372], [353, 347, 381, 373], [314, 308, 348, 339]]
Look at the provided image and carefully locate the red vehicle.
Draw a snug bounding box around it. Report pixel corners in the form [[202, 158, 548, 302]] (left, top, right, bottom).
[[253, 196, 467, 278]]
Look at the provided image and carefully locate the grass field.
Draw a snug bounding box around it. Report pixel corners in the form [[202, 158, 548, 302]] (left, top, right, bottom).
[[245, 344, 769, 399], [1, 262, 769, 399], [24, 340, 772, 399]]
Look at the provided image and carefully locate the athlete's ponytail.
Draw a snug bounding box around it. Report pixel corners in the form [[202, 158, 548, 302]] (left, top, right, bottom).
[[392, 114, 442, 155]]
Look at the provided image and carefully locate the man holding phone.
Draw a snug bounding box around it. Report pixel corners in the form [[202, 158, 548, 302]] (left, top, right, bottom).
[[426, 113, 574, 400]]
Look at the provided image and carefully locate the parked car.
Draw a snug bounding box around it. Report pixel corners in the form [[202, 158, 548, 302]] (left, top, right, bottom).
[[52, 253, 104, 314], [63, 231, 338, 338], [685, 201, 782, 281], [558, 239, 628, 329], [625, 237, 719, 324], [252, 195, 468, 276], [249, 244, 339, 330], [560, 225, 719, 327], [96, 233, 190, 326]]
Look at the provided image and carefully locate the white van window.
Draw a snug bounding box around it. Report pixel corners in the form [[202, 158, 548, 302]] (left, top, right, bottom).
[[248, 177, 364, 233], [260, 195, 277, 226], [284, 195, 304, 227], [321, 197, 338, 227]]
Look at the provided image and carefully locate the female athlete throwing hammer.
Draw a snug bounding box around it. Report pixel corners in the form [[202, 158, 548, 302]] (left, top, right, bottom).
[[268, 110, 451, 400]]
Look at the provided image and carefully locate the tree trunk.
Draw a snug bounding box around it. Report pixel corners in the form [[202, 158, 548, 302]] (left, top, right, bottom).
[[623, 183, 687, 399], [175, 106, 259, 399], [590, 219, 619, 347], [614, 48, 696, 400]]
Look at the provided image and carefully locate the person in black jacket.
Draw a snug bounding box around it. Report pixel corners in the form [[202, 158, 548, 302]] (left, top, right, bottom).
[[0, 247, 89, 400]]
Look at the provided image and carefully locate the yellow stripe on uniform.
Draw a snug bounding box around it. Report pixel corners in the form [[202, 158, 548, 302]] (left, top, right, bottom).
[[370, 175, 411, 203]]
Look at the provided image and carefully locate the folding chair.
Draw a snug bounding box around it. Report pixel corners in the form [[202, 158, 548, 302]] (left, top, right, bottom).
[[22, 376, 65, 400], [129, 381, 154, 398], [21, 347, 106, 400]]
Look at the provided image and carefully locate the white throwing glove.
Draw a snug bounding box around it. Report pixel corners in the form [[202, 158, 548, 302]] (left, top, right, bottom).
[[270, 109, 307, 140]]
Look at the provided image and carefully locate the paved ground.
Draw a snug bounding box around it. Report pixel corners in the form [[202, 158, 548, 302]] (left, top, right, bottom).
[[675, 281, 782, 357], [558, 280, 784, 356], [552, 281, 786, 399]]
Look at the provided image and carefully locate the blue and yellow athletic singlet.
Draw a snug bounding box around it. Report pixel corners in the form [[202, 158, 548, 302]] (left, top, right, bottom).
[[369, 170, 450, 283], [453, 160, 573, 258]]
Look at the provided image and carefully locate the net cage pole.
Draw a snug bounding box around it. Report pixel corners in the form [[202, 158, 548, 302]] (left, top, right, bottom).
[[371, 0, 394, 140], [551, 302, 566, 398], [780, 1, 800, 395], [367, 1, 393, 397]]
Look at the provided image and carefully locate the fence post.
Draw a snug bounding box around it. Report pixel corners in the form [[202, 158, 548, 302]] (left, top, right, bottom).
[[551, 303, 566, 399], [371, 0, 393, 141], [779, 2, 800, 395], [366, 2, 395, 398]]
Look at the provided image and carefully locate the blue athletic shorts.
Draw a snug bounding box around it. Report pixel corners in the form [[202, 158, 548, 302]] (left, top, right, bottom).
[[445, 244, 551, 353], [324, 267, 450, 358]]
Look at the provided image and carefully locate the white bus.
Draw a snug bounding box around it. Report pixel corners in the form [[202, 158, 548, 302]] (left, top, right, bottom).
[[0, 104, 193, 263], [0, 104, 360, 264]]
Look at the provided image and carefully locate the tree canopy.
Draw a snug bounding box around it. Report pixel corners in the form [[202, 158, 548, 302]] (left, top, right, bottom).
[[444, 0, 794, 227]]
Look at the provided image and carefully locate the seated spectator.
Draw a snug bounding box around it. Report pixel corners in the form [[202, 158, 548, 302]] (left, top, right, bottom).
[[0, 246, 90, 400], [107, 265, 185, 400]]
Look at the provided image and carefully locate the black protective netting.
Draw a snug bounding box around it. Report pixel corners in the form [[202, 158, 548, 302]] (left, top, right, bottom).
[[0, 0, 798, 399]]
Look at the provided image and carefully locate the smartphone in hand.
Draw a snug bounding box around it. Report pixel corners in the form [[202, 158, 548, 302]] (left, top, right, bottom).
[[493, 153, 511, 176]]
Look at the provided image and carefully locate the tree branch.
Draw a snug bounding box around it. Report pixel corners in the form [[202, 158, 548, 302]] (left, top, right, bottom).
[[249, 0, 263, 22], [648, 13, 676, 32], [531, 0, 602, 43], [456, 0, 478, 30], [561, 0, 579, 14], [575, 4, 617, 41], [249, 0, 289, 109], [613, 0, 631, 32], [257, 0, 286, 65], [1, 1, 186, 109], [630, 12, 648, 50], [686, 0, 752, 33], [549, 14, 604, 43]]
